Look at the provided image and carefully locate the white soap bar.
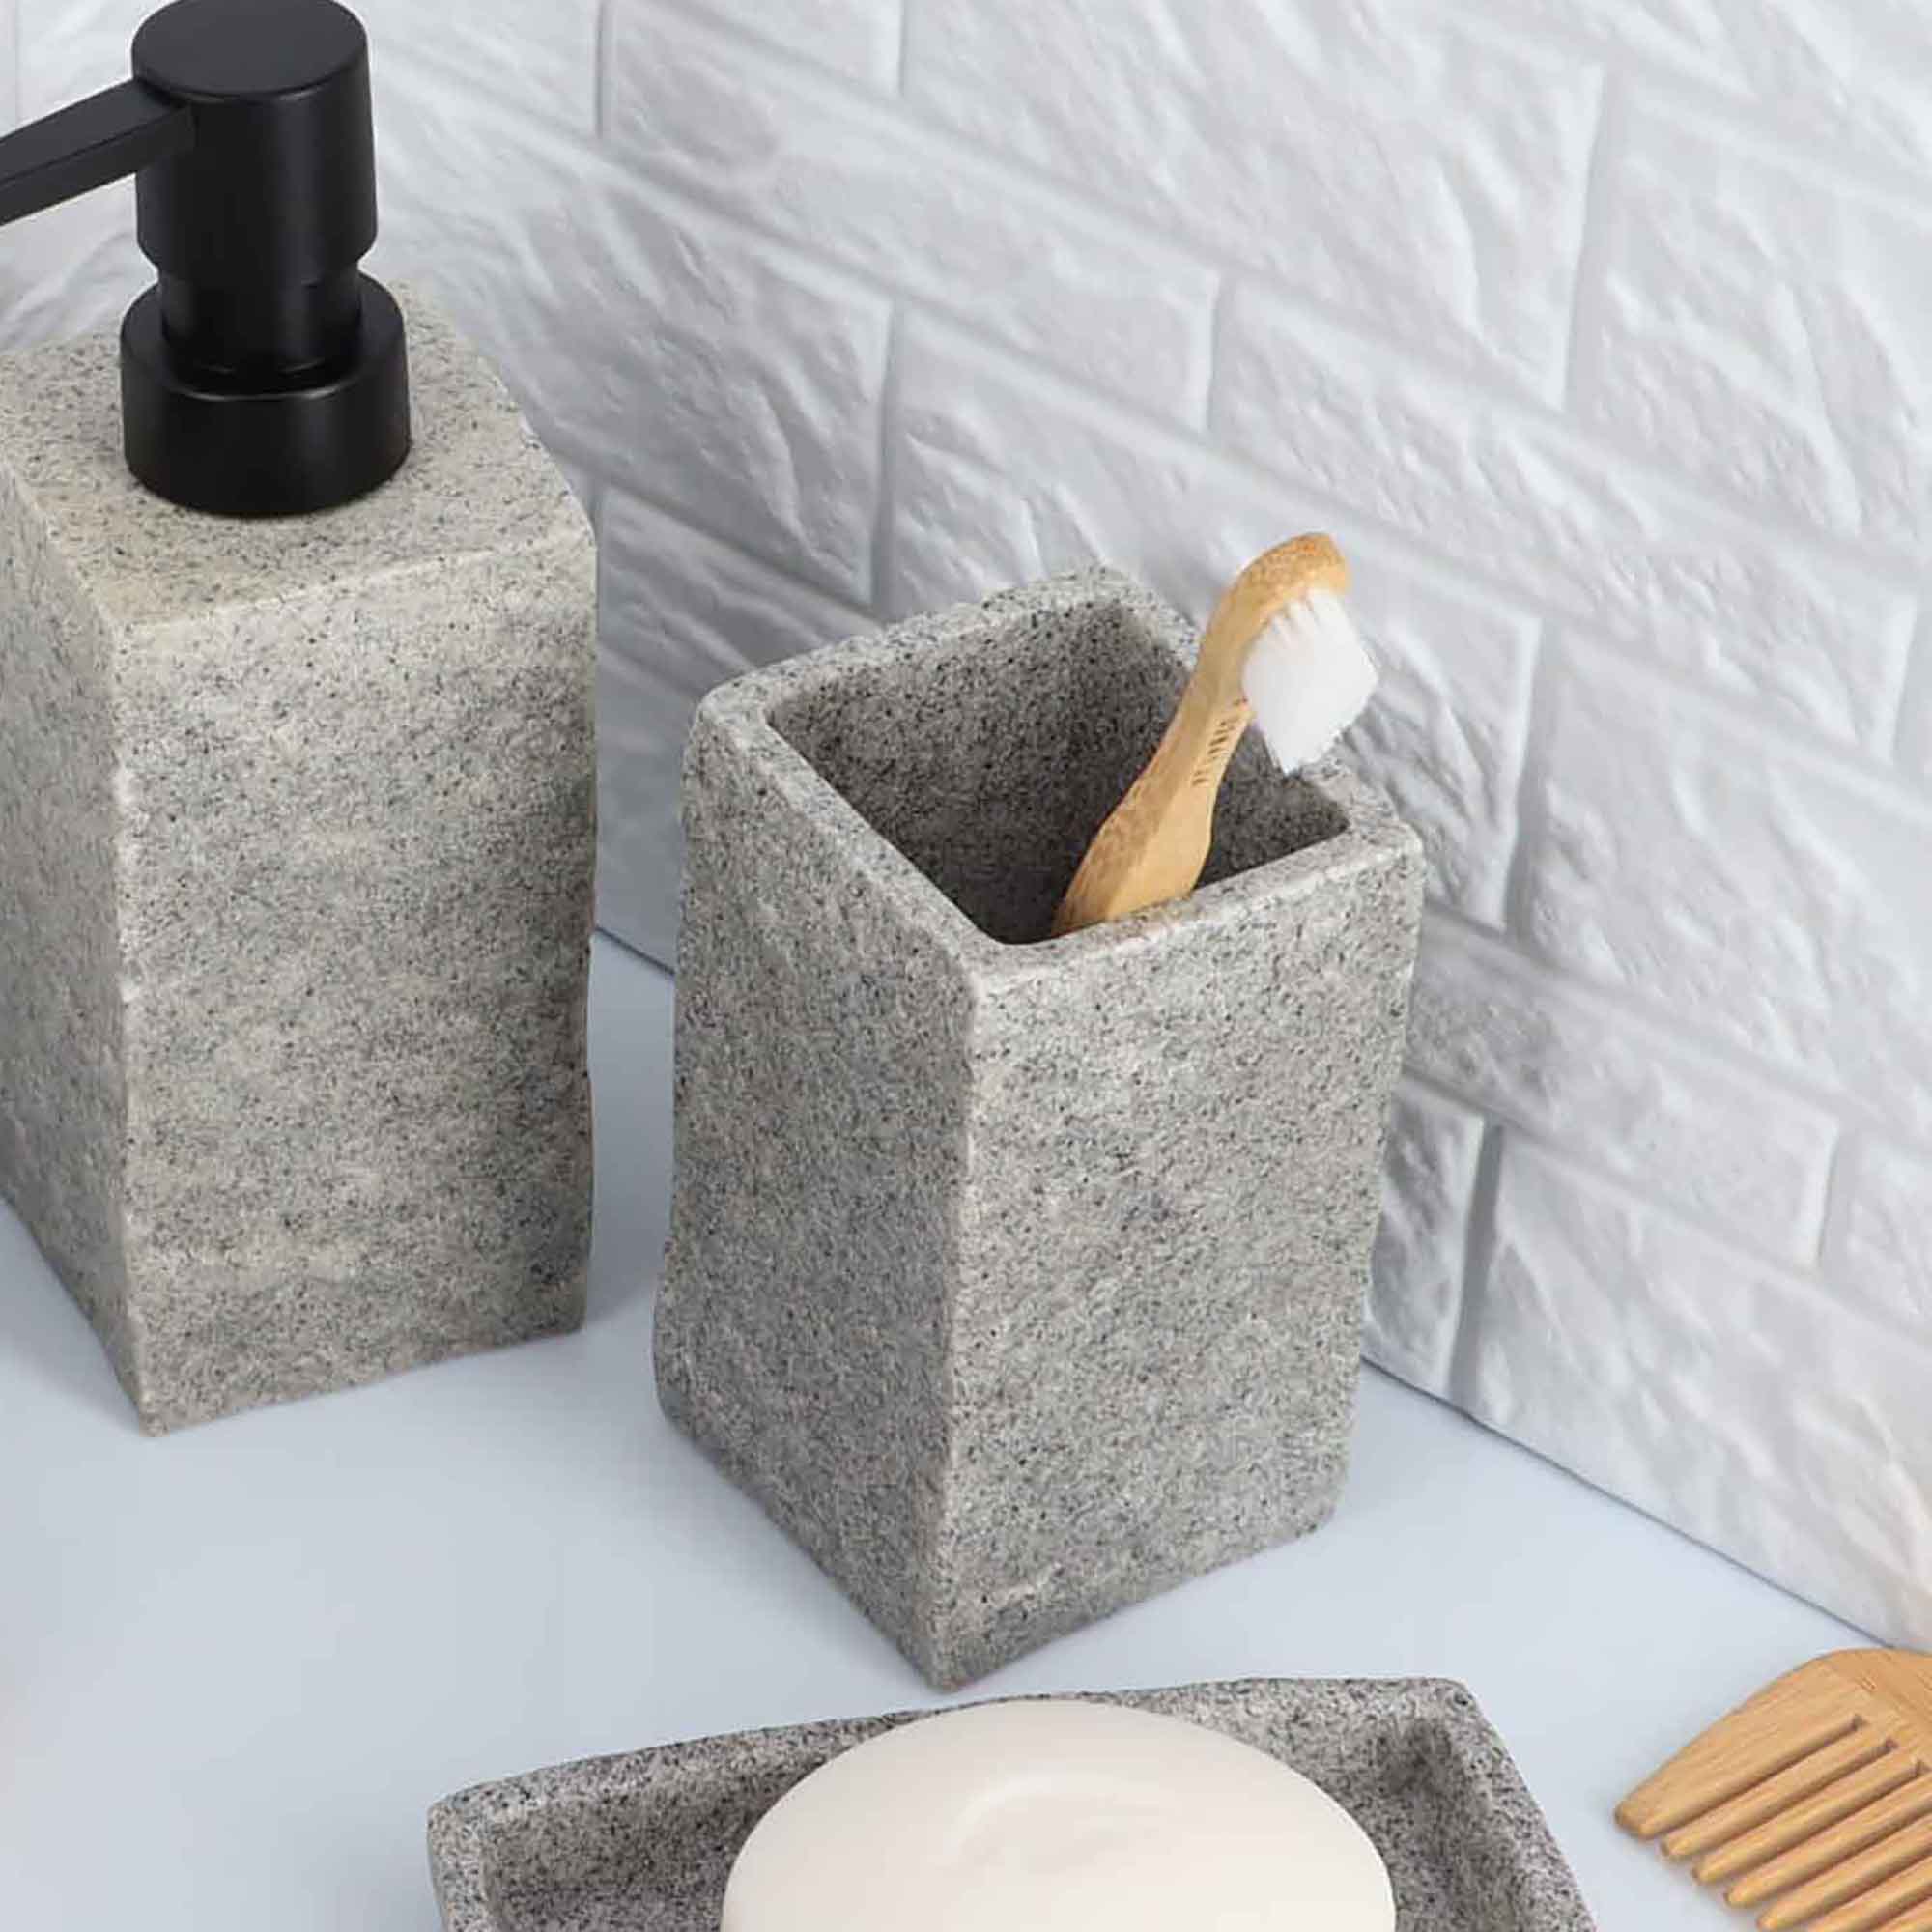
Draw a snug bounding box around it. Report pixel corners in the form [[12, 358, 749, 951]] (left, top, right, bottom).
[[721, 1699, 1396, 1931]]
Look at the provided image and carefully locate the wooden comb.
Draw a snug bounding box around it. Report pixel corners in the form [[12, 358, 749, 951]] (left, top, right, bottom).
[[1618, 1651, 1932, 1931]]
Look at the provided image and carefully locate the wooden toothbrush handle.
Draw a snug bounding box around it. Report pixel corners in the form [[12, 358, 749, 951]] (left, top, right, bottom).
[[1050, 680, 1252, 937]]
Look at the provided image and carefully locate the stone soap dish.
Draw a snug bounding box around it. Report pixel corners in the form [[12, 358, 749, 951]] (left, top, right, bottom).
[[427, 1678, 1596, 1930]]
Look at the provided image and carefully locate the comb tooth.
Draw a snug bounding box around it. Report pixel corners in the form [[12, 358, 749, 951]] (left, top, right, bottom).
[[1724, 1775, 1932, 1902], [1620, 1673, 1864, 1839], [1806, 1852, 1932, 1932], [1663, 1729, 1891, 1860], [1868, 1900, 1932, 1932], [1759, 1818, 1932, 1930]]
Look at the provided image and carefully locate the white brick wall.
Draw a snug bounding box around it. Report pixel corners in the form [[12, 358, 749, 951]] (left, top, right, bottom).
[[3, 0, 1928, 1648]]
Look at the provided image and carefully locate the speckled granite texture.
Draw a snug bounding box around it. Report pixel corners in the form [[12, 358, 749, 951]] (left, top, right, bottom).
[[0, 289, 596, 1433], [657, 571, 1424, 1687], [427, 1678, 1596, 1930]]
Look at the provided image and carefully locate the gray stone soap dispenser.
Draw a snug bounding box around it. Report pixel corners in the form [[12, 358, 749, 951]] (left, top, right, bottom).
[[0, 0, 596, 1432]]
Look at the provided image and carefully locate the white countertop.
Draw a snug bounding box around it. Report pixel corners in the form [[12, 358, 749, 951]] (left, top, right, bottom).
[[0, 936, 1866, 1930]]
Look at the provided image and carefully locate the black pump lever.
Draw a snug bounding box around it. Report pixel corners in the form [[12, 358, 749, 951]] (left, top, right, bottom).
[[0, 79, 192, 227]]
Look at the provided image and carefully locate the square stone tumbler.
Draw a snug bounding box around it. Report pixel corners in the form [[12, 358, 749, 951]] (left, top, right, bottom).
[[657, 569, 1424, 1688], [0, 294, 596, 1434]]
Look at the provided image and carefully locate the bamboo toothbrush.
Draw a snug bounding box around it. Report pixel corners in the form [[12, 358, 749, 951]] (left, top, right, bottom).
[[1051, 534, 1376, 938], [1618, 1649, 1932, 1930]]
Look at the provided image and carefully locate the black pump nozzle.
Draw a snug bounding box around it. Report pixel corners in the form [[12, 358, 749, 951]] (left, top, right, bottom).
[[0, 81, 193, 226], [0, 0, 410, 517]]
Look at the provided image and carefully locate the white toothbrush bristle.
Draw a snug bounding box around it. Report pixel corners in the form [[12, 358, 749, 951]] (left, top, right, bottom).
[[1239, 589, 1377, 772]]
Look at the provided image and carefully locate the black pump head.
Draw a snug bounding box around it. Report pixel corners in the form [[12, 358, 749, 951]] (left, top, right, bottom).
[[0, 0, 410, 517]]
